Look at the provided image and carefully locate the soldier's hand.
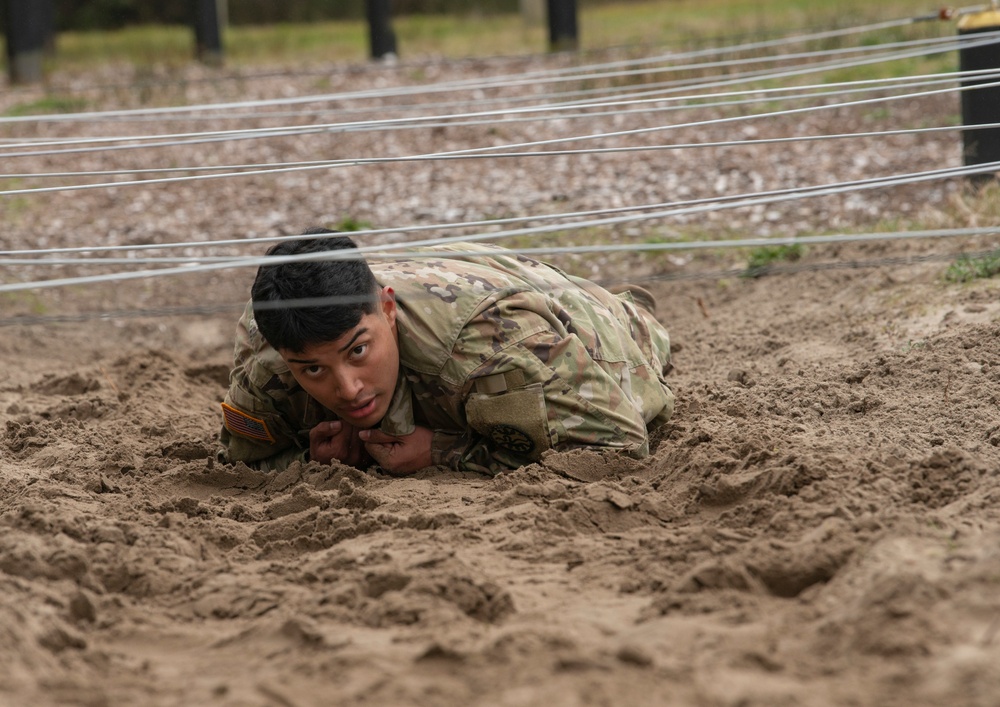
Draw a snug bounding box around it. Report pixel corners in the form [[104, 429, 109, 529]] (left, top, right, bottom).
[[359, 426, 434, 475], [309, 420, 371, 468]]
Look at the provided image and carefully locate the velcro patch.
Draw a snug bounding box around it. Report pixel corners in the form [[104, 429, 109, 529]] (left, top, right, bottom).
[[466, 384, 549, 461], [221, 403, 275, 443]]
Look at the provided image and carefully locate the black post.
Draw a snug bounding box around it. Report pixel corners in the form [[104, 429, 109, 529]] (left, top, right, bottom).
[[546, 0, 578, 52], [3, 0, 53, 84], [193, 0, 224, 66], [958, 10, 1000, 184], [366, 0, 397, 61], [41, 0, 56, 55]]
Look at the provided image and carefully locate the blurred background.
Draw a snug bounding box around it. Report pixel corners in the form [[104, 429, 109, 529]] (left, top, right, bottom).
[[1, 0, 953, 71]]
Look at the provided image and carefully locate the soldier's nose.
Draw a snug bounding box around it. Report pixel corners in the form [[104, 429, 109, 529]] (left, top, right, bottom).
[[334, 371, 364, 400]]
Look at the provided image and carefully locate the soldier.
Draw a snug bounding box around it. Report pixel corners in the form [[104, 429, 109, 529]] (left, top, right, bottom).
[[220, 231, 675, 476]]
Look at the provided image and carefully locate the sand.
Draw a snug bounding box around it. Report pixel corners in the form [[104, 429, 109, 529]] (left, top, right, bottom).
[[2, 54, 1000, 706]]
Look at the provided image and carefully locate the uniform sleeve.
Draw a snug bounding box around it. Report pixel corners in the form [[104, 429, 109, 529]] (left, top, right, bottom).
[[217, 306, 314, 473], [430, 322, 663, 476], [218, 368, 309, 473]]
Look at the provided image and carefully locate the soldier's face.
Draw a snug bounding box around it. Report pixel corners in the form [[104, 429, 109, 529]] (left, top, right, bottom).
[[279, 287, 400, 429]]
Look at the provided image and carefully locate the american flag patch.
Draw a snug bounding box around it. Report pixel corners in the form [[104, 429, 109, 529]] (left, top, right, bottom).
[[221, 403, 275, 443]]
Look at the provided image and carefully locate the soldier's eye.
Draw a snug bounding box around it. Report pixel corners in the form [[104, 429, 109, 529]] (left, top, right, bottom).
[[351, 344, 368, 358], [304, 365, 323, 376]]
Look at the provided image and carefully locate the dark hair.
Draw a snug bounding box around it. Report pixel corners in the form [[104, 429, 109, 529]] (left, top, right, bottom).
[[250, 228, 380, 352]]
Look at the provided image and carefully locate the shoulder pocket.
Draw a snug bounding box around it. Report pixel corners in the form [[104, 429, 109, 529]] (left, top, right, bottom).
[[466, 382, 550, 462]]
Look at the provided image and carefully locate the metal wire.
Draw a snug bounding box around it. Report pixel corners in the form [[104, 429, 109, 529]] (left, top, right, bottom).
[[15, 30, 972, 128], [3, 69, 995, 199], [0, 18, 964, 127], [0, 67, 968, 154], [1, 10, 996, 327], [5, 70, 999, 185], [3, 156, 997, 264], [3, 156, 998, 295], [3, 156, 994, 260], [3, 245, 997, 328], [638, 247, 1000, 284], [3, 31, 988, 156], [9, 5, 979, 106]]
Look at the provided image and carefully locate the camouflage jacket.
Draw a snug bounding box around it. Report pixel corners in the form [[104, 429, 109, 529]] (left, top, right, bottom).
[[219, 243, 675, 475]]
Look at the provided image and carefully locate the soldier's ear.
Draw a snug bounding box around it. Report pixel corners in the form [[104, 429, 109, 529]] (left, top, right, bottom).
[[380, 287, 397, 325]]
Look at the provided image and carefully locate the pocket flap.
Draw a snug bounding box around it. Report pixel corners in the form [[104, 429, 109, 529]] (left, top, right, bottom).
[[466, 384, 549, 460]]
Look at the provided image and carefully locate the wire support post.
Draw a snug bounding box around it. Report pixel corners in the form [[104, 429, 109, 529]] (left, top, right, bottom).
[[2, 0, 55, 85], [958, 9, 1000, 185], [367, 0, 398, 63], [192, 0, 225, 67], [547, 0, 579, 52]]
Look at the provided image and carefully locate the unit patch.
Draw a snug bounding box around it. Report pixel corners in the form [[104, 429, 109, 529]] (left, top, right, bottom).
[[489, 424, 535, 455], [222, 403, 275, 443]]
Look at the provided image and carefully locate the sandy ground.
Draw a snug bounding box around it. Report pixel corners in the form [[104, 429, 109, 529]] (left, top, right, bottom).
[[2, 52, 1000, 706]]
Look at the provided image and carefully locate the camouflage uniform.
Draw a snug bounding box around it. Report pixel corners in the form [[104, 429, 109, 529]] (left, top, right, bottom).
[[220, 243, 674, 475]]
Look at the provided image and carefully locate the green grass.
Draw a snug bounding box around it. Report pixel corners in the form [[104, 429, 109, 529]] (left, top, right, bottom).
[[2, 0, 956, 71], [335, 216, 374, 232], [1, 191, 33, 223], [581, 0, 945, 53], [743, 243, 805, 277], [0, 291, 49, 317], [3, 96, 88, 116], [944, 251, 1000, 283], [51, 25, 196, 68]]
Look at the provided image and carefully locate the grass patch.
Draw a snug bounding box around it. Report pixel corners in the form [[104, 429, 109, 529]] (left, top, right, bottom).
[[53, 25, 196, 68], [3, 96, 87, 117], [0, 188, 44, 226], [335, 216, 374, 232], [944, 251, 1000, 283], [582, 0, 945, 53], [743, 243, 804, 277], [228, 22, 368, 64], [0, 291, 49, 317], [27, 0, 954, 71]]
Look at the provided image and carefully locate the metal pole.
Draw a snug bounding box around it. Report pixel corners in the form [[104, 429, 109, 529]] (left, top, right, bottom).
[[546, 0, 578, 52], [366, 0, 398, 62], [193, 0, 224, 66], [958, 9, 1000, 184], [3, 0, 53, 84]]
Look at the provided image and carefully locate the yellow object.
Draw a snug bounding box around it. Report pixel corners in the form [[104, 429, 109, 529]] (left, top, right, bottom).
[[958, 10, 1000, 31]]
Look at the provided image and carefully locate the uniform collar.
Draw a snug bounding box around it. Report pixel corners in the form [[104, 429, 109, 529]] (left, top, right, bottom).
[[378, 370, 415, 437]]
